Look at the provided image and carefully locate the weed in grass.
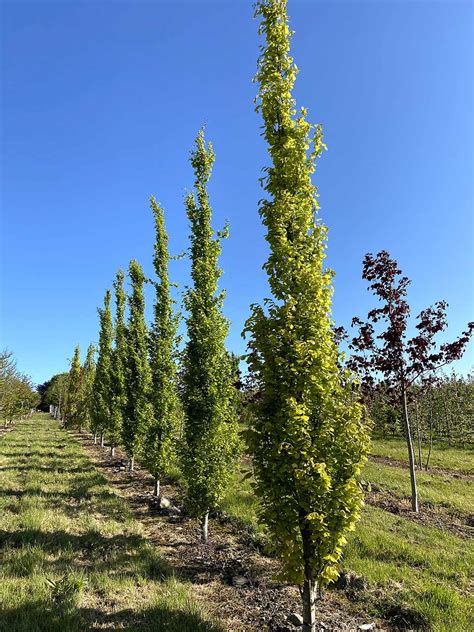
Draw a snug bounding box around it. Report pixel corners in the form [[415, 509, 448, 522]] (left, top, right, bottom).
[[46, 569, 88, 612]]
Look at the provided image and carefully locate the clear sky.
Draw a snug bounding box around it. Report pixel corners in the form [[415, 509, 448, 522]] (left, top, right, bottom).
[[1, 0, 473, 385]]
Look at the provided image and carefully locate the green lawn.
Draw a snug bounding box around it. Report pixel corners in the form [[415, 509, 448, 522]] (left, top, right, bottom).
[[0, 414, 222, 632], [370, 437, 474, 474], [346, 506, 473, 631]]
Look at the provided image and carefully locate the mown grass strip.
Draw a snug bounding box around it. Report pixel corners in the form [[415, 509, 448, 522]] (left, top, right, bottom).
[[370, 438, 474, 474]]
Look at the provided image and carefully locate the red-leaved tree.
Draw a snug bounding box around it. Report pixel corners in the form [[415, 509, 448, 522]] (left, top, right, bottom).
[[348, 251, 473, 512]]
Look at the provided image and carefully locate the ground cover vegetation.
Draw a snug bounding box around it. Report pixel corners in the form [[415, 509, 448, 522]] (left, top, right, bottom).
[[6, 1, 473, 630]]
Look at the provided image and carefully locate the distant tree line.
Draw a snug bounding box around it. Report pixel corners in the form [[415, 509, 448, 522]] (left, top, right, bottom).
[[0, 350, 39, 426]]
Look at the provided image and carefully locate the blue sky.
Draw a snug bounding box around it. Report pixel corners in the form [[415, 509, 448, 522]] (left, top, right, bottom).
[[1, 0, 473, 385]]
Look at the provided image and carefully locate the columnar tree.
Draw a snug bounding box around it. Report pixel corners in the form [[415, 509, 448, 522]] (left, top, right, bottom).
[[109, 269, 127, 457], [144, 199, 179, 497], [92, 290, 113, 446], [78, 344, 96, 433], [348, 251, 474, 512], [65, 345, 82, 427], [182, 129, 239, 543], [244, 2, 370, 629], [123, 260, 154, 471]]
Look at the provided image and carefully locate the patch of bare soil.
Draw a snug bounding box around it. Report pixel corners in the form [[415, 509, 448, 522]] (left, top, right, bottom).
[[72, 432, 387, 632], [369, 454, 473, 479], [364, 487, 473, 539]]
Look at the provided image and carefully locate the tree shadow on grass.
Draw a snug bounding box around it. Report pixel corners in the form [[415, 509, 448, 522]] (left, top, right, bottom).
[[0, 527, 142, 555], [0, 527, 171, 581], [0, 465, 96, 473], [0, 602, 224, 632]]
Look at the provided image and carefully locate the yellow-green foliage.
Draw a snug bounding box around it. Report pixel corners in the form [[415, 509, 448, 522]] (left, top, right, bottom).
[[92, 290, 113, 435], [65, 346, 81, 427], [110, 269, 127, 447], [221, 460, 474, 631], [143, 199, 179, 482], [123, 260, 154, 461], [182, 130, 239, 521], [245, 0, 370, 588], [77, 344, 95, 432]]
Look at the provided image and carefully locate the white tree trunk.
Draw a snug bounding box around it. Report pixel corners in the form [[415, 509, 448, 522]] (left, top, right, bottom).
[[201, 512, 209, 543], [301, 578, 317, 632]]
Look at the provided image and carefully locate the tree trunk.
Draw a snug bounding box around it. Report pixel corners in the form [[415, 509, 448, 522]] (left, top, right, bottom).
[[153, 476, 160, 498], [201, 512, 209, 543], [100, 432, 105, 448], [402, 385, 419, 512], [444, 400, 450, 446], [425, 394, 434, 471], [300, 520, 318, 632], [93, 432, 97, 445], [415, 402, 422, 469], [110, 445, 115, 457], [129, 456, 134, 471], [301, 578, 317, 632]]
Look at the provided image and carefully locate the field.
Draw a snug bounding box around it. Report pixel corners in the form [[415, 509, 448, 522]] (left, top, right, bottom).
[[1, 415, 472, 631]]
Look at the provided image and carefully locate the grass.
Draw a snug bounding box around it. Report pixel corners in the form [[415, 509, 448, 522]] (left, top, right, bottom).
[[0, 414, 222, 632], [370, 437, 474, 474], [221, 446, 474, 632], [345, 506, 473, 631], [362, 461, 473, 516]]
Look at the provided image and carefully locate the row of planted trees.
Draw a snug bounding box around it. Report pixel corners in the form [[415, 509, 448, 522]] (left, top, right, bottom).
[[40, 2, 472, 630], [46, 4, 370, 627], [0, 350, 39, 426], [56, 129, 240, 545]]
